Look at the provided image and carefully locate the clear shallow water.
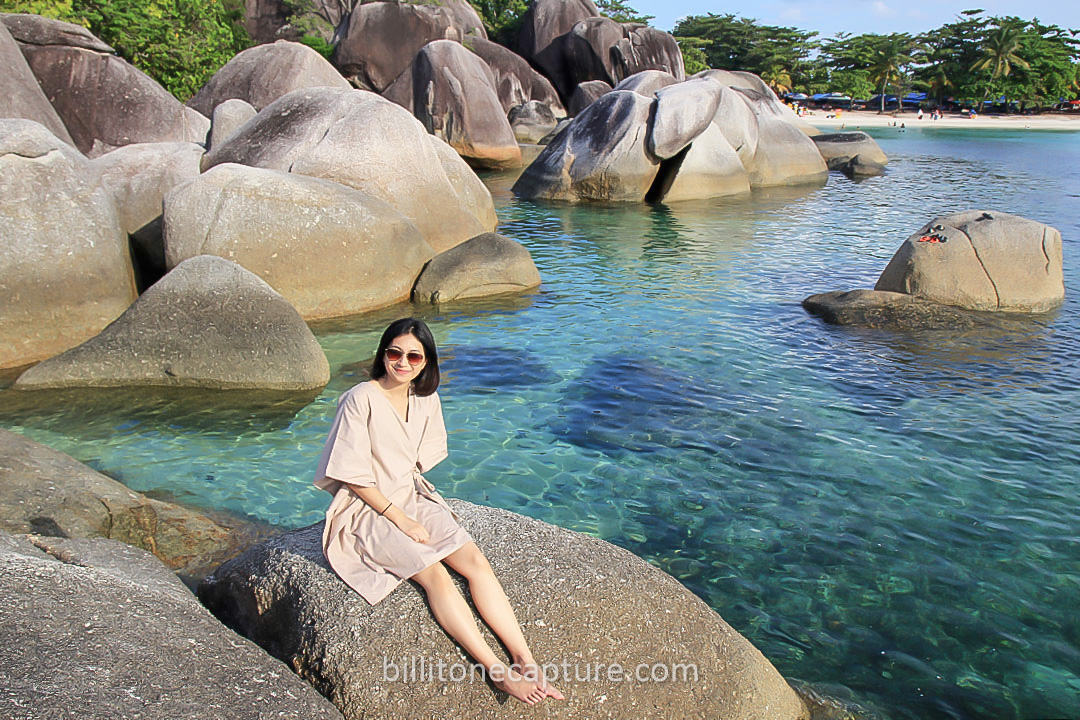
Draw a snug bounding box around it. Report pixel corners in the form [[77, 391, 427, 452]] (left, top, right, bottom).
[[3, 126, 1079, 719]]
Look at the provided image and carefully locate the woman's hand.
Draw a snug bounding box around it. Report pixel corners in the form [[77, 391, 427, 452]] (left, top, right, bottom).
[[393, 515, 430, 543]]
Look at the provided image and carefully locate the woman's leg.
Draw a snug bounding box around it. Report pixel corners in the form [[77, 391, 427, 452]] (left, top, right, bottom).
[[410, 561, 546, 704], [441, 542, 563, 699]]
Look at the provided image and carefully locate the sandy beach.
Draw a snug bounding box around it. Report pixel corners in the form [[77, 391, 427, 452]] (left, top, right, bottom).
[[808, 109, 1080, 131]]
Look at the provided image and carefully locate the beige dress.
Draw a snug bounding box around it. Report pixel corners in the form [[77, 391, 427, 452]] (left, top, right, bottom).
[[314, 381, 471, 605]]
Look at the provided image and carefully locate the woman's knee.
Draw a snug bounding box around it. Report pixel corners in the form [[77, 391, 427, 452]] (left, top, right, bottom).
[[447, 543, 494, 579], [412, 561, 454, 593]]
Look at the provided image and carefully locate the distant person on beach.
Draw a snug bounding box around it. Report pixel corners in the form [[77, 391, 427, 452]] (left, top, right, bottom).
[[313, 318, 564, 705], [918, 108, 924, 120]]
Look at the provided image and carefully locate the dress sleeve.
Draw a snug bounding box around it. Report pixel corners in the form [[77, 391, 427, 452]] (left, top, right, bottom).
[[417, 392, 449, 472], [314, 389, 377, 491]]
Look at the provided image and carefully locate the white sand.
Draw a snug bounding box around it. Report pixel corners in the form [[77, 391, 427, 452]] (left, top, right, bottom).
[[807, 109, 1080, 132]]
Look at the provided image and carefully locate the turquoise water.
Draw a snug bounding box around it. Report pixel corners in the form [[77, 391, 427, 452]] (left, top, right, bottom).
[[3, 126, 1079, 719]]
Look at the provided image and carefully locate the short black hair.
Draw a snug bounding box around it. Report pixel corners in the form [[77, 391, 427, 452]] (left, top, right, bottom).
[[370, 317, 440, 396]]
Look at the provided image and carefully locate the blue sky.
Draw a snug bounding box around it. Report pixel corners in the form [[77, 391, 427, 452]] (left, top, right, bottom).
[[635, 0, 1080, 37]]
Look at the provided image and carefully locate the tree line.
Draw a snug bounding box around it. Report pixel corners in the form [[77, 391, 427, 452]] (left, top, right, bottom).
[[673, 10, 1080, 111]]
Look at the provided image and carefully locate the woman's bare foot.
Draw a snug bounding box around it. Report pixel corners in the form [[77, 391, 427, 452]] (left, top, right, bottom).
[[491, 663, 546, 705], [513, 655, 565, 700]]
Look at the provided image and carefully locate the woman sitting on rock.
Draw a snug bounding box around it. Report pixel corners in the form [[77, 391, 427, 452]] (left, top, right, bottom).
[[313, 317, 563, 705]]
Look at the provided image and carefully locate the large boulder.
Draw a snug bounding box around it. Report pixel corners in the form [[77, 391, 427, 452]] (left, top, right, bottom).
[[332, 0, 484, 92], [208, 97, 257, 150], [0, 19, 74, 145], [517, 0, 599, 95], [613, 68, 678, 97], [186, 40, 350, 117], [0, 119, 136, 371], [199, 499, 810, 720], [403, 39, 522, 170], [567, 78, 612, 116], [412, 232, 541, 303], [648, 75, 725, 159], [0, 429, 262, 578], [508, 100, 558, 143], [0, 530, 344, 719], [89, 141, 205, 236], [14, 255, 330, 391], [612, 24, 684, 83], [875, 211, 1065, 312], [462, 36, 564, 117], [203, 87, 496, 252], [19, 43, 209, 156], [559, 16, 625, 95], [733, 88, 826, 188], [710, 84, 760, 167], [698, 69, 820, 137], [658, 122, 750, 202], [811, 131, 888, 171], [163, 163, 435, 319], [0, 12, 113, 51], [513, 89, 656, 202]]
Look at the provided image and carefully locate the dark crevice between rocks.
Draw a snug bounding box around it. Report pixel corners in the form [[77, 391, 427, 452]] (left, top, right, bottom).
[[644, 143, 691, 204]]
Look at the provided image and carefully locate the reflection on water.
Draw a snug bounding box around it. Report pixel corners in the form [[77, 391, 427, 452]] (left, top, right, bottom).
[[2, 127, 1080, 720]]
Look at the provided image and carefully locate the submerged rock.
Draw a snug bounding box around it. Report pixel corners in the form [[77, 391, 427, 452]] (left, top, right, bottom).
[[802, 290, 983, 330], [0, 429, 264, 578], [186, 40, 350, 116], [0, 530, 344, 719], [199, 499, 810, 720], [812, 131, 888, 175], [0, 119, 136, 371], [15, 255, 330, 391], [203, 87, 496, 252], [164, 163, 434, 319], [412, 232, 541, 303]]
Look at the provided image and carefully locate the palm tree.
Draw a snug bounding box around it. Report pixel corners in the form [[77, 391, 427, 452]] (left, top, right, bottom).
[[867, 34, 916, 112], [761, 64, 793, 95], [971, 19, 1031, 109]]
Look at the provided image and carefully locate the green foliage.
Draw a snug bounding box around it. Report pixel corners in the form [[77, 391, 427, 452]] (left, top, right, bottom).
[[298, 32, 334, 60], [0, 0, 252, 101], [594, 0, 651, 25], [676, 37, 709, 74], [468, 0, 527, 45], [672, 13, 819, 91]]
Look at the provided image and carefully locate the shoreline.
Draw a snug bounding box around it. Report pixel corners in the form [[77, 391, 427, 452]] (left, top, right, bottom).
[[808, 109, 1080, 131]]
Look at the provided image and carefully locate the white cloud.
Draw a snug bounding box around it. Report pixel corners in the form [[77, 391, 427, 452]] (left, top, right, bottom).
[[872, 1, 897, 17]]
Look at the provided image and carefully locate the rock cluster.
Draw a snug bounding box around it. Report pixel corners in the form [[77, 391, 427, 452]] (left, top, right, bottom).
[[804, 211, 1065, 329], [513, 71, 828, 203]]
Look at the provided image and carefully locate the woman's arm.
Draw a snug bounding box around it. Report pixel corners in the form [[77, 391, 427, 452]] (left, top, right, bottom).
[[345, 482, 430, 543]]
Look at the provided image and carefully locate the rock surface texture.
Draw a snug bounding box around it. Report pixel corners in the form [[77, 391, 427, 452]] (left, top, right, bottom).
[[208, 97, 257, 150], [0, 429, 257, 577], [805, 212, 1065, 328], [14, 255, 330, 391], [412, 233, 541, 303], [0, 19, 74, 144], [19, 40, 209, 156], [0, 12, 114, 51], [875, 211, 1064, 312], [812, 131, 888, 177], [462, 36, 564, 116], [199, 499, 809, 720], [187, 40, 351, 116], [203, 87, 496, 252], [0, 119, 136, 370], [0, 530, 345, 720], [164, 163, 435, 319], [332, 0, 483, 92], [404, 40, 522, 169]]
